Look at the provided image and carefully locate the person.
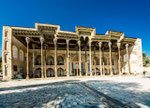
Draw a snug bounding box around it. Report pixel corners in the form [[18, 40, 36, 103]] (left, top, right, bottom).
[[143, 71, 146, 76]]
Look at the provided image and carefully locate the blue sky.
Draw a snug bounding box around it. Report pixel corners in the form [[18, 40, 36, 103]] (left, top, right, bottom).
[[0, 0, 150, 57]]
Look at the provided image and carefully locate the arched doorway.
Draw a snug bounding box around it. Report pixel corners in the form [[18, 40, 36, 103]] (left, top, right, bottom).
[[34, 68, 41, 78], [105, 68, 110, 75], [57, 68, 65, 77], [96, 68, 100, 75], [47, 68, 55, 77], [72, 56, 79, 76], [57, 56, 64, 65]]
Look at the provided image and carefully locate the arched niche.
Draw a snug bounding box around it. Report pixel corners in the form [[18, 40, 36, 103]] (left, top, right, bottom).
[[57, 56, 64, 65], [47, 68, 55, 77], [47, 56, 54, 65]]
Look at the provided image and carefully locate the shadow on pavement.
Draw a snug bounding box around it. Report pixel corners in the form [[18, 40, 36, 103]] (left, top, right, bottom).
[[84, 80, 150, 107], [0, 79, 150, 107]]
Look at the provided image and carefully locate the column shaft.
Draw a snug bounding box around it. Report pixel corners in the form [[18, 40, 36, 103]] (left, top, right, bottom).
[[26, 43, 29, 79], [44, 45, 47, 78], [109, 42, 113, 75], [89, 40, 92, 76], [54, 38, 57, 77], [32, 45, 35, 78], [102, 48, 105, 76], [66, 40, 69, 77], [117, 42, 121, 75], [126, 44, 130, 74], [78, 41, 81, 76], [85, 49, 88, 76], [25, 37, 30, 79], [99, 42, 102, 76], [77, 63, 79, 76], [94, 48, 96, 76], [41, 43, 44, 78]]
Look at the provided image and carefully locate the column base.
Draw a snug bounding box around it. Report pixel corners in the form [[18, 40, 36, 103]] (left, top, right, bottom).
[[41, 75, 44, 79], [26, 76, 29, 80], [119, 72, 122, 76]]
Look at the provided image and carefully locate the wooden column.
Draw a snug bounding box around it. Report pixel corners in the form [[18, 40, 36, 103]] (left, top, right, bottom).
[[107, 57, 109, 75], [85, 48, 88, 76], [89, 40, 92, 76], [99, 42, 102, 76], [117, 42, 121, 75], [32, 44, 35, 78], [25, 37, 30, 79], [40, 37, 44, 78], [69, 53, 71, 76], [54, 38, 57, 77], [126, 44, 130, 74], [109, 42, 113, 75], [44, 44, 47, 78], [102, 47, 105, 76], [94, 47, 96, 76], [76, 63, 79, 76], [78, 40, 81, 76], [66, 40, 69, 77]]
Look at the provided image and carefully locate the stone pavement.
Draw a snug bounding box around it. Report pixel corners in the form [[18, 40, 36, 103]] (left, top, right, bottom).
[[0, 76, 150, 107], [0, 80, 109, 108]]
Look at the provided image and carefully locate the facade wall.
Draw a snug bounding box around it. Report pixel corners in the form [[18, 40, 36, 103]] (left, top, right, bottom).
[[120, 38, 143, 74], [130, 38, 143, 74], [29, 50, 119, 77], [11, 36, 26, 77], [2, 26, 27, 79], [2, 24, 143, 79], [32, 50, 67, 77], [2, 26, 12, 80]]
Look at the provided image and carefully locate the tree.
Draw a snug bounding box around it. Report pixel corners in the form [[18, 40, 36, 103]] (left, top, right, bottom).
[[143, 52, 150, 67]]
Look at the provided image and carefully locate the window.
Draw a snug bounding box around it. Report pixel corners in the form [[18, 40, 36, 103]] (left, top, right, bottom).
[[5, 31, 8, 37], [47, 56, 54, 65], [57, 56, 64, 65], [13, 65, 17, 71], [5, 66, 8, 76], [13, 45, 18, 59], [19, 50, 24, 61], [5, 41, 8, 50], [5, 54, 8, 63]]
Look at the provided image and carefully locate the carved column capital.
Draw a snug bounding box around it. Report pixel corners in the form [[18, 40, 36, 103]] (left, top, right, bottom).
[[66, 40, 70, 45], [89, 40, 92, 46], [40, 37, 44, 45], [117, 42, 121, 48], [125, 44, 129, 48], [108, 42, 112, 48], [99, 41, 102, 48], [53, 38, 57, 44], [83, 36, 86, 41], [25, 37, 30, 44], [78, 40, 81, 46]]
